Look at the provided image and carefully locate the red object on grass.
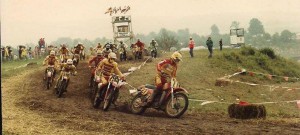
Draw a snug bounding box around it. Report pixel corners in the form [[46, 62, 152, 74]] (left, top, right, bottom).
[[239, 101, 249, 106]]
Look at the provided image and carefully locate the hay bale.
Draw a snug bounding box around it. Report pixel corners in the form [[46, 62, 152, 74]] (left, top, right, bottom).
[[27, 62, 38, 66], [228, 103, 266, 119], [215, 77, 232, 86]]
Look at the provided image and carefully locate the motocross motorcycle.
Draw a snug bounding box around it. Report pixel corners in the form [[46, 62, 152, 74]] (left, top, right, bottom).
[[130, 78, 189, 118], [93, 74, 126, 111], [44, 65, 55, 89], [79, 50, 85, 60], [89, 67, 101, 101], [151, 48, 157, 58], [134, 47, 143, 60], [60, 54, 68, 63], [56, 70, 74, 98], [72, 54, 80, 67]]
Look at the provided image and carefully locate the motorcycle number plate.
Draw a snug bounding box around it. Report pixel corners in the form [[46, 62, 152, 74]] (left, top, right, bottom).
[[47, 72, 52, 77]]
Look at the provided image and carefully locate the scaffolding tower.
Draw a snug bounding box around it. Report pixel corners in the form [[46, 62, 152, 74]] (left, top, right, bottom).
[[112, 15, 134, 45]]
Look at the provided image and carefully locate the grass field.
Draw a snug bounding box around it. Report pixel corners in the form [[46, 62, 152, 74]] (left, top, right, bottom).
[[2, 47, 299, 118], [121, 47, 300, 118], [1, 58, 44, 79]]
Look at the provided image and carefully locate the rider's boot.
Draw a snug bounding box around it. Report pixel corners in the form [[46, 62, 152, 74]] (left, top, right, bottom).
[[96, 83, 104, 101], [157, 91, 166, 108]]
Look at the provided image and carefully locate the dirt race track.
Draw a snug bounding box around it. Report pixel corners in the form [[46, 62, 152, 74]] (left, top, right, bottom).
[[2, 61, 300, 135]]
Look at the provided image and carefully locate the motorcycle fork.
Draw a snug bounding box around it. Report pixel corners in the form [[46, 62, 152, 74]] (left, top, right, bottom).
[[104, 82, 111, 100], [171, 87, 174, 109]]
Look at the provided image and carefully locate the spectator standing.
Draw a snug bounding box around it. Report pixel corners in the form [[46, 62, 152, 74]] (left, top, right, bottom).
[[188, 37, 195, 58], [219, 39, 223, 51], [206, 37, 213, 58]]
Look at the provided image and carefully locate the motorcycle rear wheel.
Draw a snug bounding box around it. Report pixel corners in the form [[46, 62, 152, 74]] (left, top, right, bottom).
[[130, 94, 147, 115], [165, 93, 189, 118]]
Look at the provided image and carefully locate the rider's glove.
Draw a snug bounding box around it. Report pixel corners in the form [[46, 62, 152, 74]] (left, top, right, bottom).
[[120, 76, 126, 81]]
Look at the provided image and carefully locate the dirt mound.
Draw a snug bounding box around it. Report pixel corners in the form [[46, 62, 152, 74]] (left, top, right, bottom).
[[2, 61, 300, 134]]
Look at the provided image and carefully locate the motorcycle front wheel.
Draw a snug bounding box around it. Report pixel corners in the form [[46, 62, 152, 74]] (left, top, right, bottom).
[[130, 94, 147, 115], [165, 93, 189, 118], [57, 80, 67, 98], [103, 88, 114, 111], [47, 77, 52, 89]]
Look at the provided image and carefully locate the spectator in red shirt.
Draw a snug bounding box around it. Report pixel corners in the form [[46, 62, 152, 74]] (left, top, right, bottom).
[[188, 37, 195, 58]]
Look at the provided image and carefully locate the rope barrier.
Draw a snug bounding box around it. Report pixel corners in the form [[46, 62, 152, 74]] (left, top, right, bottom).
[[189, 98, 300, 106]]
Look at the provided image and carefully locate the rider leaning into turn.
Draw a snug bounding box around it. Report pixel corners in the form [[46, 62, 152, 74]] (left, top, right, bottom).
[[54, 59, 77, 91], [95, 52, 125, 103], [141, 51, 183, 107], [43, 50, 59, 79]]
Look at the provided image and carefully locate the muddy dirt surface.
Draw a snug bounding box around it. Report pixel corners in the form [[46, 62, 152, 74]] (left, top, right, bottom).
[[2, 62, 300, 135]]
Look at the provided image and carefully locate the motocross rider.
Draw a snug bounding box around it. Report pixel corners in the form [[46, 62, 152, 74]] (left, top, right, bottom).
[[102, 42, 112, 58], [95, 52, 125, 104], [134, 39, 144, 59], [88, 50, 105, 86], [94, 43, 103, 52], [149, 39, 158, 58], [54, 58, 77, 92], [118, 41, 127, 60], [43, 50, 59, 79], [141, 51, 182, 107], [58, 44, 70, 63]]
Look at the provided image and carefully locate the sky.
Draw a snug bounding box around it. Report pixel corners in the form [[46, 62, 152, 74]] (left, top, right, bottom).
[[1, 0, 300, 47]]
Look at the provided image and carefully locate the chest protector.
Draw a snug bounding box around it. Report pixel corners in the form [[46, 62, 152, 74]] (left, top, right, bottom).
[[48, 56, 56, 65]]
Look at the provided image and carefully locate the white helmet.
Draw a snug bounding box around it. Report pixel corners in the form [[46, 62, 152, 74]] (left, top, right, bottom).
[[66, 59, 73, 65], [50, 50, 55, 55], [108, 52, 117, 59]]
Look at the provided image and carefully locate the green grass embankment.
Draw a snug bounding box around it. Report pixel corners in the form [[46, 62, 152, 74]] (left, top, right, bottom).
[[122, 47, 300, 118], [1, 58, 44, 79]]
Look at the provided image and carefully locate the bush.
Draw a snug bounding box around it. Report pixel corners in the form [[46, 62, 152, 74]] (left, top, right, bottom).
[[241, 47, 256, 56], [259, 48, 276, 59]]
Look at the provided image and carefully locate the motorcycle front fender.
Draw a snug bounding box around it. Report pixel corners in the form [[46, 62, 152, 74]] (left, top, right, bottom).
[[173, 87, 189, 94]]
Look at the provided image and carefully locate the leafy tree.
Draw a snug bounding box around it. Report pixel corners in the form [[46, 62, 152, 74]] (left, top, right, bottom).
[[248, 18, 265, 36], [230, 21, 240, 29], [211, 24, 220, 36], [280, 30, 294, 42], [271, 32, 280, 44], [156, 28, 178, 51], [177, 28, 190, 47]]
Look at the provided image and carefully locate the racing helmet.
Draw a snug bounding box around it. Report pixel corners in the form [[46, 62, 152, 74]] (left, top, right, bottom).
[[171, 51, 182, 62], [105, 44, 110, 49], [66, 59, 73, 65], [108, 52, 117, 60], [50, 50, 55, 55]]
